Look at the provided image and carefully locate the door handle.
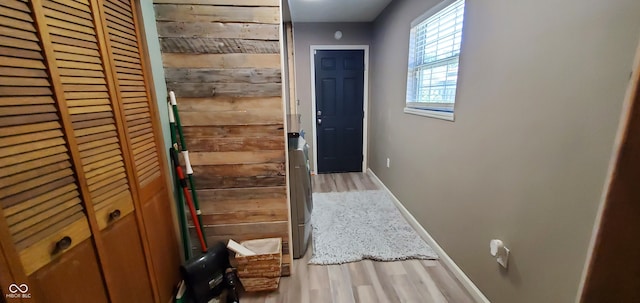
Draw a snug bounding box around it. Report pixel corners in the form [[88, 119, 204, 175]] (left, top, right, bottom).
[[317, 118, 322, 125], [109, 209, 121, 221]]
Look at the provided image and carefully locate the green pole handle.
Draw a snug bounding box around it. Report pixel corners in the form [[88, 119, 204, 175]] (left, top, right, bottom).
[[169, 92, 207, 244]]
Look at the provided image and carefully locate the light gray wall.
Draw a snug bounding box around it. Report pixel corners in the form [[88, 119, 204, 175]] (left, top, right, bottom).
[[369, 0, 640, 302], [292, 22, 372, 171]]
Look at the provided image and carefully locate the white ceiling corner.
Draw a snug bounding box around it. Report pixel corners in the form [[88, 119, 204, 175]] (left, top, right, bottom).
[[288, 0, 393, 22]]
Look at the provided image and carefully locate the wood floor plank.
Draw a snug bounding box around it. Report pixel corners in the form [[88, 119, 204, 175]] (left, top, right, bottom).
[[355, 285, 379, 303], [390, 274, 426, 303], [425, 263, 475, 303], [402, 259, 442, 303]]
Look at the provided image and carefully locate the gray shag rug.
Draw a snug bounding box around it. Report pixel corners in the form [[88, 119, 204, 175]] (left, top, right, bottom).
[[309, 190, 438, 265]]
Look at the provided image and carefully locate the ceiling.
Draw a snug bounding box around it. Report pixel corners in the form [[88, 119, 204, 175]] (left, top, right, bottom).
[[287, 0, 393, 23]]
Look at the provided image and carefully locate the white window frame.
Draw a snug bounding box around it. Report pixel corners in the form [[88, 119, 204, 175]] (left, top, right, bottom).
[[404, 0, 466, 121]]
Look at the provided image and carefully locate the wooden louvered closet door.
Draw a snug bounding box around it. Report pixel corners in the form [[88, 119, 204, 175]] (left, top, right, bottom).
[[0, 0, 108, 302], [40, 0, 136, 229], [99, 1, 180, 301], [0, 0, 180, 302], [101, 0, 163, 195]]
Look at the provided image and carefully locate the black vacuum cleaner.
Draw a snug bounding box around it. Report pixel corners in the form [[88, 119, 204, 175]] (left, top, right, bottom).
[[180, 242, 240, 303]]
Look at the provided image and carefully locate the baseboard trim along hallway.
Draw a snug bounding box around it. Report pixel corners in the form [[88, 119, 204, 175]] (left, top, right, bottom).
[[367, 169, 491, 303]]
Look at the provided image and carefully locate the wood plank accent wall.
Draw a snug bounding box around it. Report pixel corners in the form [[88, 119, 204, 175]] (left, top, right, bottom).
[[153, 0, 291, 274]]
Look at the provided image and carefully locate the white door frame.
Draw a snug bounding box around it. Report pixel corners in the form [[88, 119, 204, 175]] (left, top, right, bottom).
[[310, 45, 370, 174]]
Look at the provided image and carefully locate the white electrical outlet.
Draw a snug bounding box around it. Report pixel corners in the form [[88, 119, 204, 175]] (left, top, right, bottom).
[[386, 158, 390, 168], [490, 239, 510, 269], [498, 247, 510, 268]]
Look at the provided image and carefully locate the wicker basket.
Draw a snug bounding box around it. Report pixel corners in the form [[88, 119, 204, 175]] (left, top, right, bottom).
[[234, 237, 282, 292]]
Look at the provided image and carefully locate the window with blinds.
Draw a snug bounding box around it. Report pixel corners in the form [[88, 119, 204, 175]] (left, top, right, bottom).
[[405, 0, 465, 120]]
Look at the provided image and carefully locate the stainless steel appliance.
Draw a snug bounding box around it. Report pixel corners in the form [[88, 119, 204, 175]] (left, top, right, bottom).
[[288, 136, 313, 259]]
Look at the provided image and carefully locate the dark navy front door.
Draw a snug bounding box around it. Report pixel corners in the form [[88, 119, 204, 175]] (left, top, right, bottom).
[[314, 50, 365, 173]]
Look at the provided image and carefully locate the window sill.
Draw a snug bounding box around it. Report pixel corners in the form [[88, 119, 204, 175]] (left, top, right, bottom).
[[404, 107, 455, 121]]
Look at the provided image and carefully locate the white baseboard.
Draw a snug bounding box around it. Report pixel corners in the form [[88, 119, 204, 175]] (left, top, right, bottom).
[[367, 169, 491, 303]]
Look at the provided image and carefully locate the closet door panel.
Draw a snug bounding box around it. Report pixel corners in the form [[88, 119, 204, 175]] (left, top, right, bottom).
[[41, 0, 135, 220], [101, 213, 154, 303], [0, 0, 91, 276], [100, 1, 181, 300], [101, 0, 163, 200], [28, 238, 108, 303], [142, 190, 181, 303]]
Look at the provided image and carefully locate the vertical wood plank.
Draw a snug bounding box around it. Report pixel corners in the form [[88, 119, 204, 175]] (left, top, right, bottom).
[[286, 22, 296, 116]]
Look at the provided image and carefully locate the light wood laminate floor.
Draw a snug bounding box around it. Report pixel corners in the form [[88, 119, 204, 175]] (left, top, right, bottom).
[[243, 173, 474, 303]]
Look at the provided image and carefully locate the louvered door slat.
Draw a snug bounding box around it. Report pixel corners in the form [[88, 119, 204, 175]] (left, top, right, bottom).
[[0, 26, 37, 41], [0, 0, 90, 276], [0, 153, 67, 179], [56, 52, 103, 64], [129, 121, 152, 132], [14, 208, 84, 250], [0, 46, 42, 59], [43, 0, 91, 21], [43, 0, 132, 217], [109, 0, 131, 13], [73, 119, 115, 128], [7, 193, 79, 231], [88, 172, 127, 192], [46, 17, 95, 35], [61, 76, 106, 84], [78, 135, 118, 152], [0, 6, 32, 22], [0, 160, 70, 188], [3, 183, 76, 217], [75, 129, 117, 144], [0, 129, 61, 148], [44, 8, 93, 28], [0, 0, 29, 12], [2, 176, 74, 209], [0, 67, 48, 78], [102, 0, 161, 189], [80, 142, 119, 158], [124, 101, 148, 110], [0, 146, 65, 169], [93, 184, 129, 207], [9, 197, 80, 235], [53, 43, 100, 56], [0, 56, 45, 68], [0, 76, 50, 86], [67, 98, 110, 108], [0, 36, 40, 51], [0, 168, 73, 200], [0, 113, 57, 128], [1, 104, 55, 115], [50, 34, 97, 50], [85, 162, 124, 181], [110, 46, 140, 60], [48, 0, 88, 11], [91, 178, 128, 202], [0, 121, 58, 136]]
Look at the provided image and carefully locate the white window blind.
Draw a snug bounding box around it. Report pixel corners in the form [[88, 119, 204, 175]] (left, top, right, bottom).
[[406, 0, 465, 114]]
